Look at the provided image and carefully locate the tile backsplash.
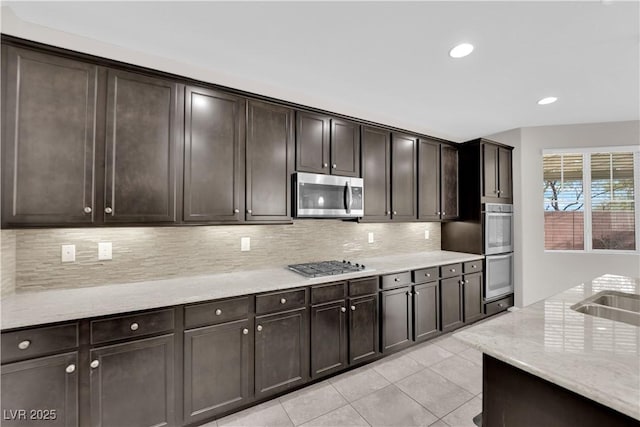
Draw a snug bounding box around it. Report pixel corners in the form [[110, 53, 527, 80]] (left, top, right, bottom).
[[1, 230, 17, 296], [8, 220, 441, 292]]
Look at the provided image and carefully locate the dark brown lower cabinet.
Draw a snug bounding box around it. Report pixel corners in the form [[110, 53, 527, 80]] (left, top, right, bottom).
[[311, 301, 347, 378], [254, 308, 309, 399], [89, 334, 175, 427], [413, 282, 440, 341], [440, 277, 464, 332], [348, 294, 379, 364], [1, 352, 78, 427], [463, 273, 483, 324], [183, 319, 251, 424], [381, 287, 413, 353]]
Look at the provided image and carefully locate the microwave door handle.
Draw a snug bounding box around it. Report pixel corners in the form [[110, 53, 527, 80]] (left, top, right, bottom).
[[345, 181, 353, 214]]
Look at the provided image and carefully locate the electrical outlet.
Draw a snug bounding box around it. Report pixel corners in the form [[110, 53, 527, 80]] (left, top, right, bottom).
[[98, 242, 112, 261], [424, 230, 430, 240], [241, 237, 251, 252], [61, 244, 75, 263], [368, 232, 374, 244]]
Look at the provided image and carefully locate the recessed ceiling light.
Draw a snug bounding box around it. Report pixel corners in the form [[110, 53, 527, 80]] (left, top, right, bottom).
[[537, 96, 558, 105], [449, 43, 474, 58]]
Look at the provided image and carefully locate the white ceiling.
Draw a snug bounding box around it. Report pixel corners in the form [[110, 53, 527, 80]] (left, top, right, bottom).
[[3, 1, 639, 142]]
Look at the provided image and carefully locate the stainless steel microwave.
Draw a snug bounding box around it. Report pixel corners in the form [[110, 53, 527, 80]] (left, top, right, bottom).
[[294, 172, 364, 218]]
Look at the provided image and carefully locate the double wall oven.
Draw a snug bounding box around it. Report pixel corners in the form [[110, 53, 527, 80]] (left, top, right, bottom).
[[483, 203, 514, 301]]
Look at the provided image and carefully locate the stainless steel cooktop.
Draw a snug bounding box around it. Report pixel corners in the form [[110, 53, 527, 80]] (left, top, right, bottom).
[[287, 260, 366, 278]]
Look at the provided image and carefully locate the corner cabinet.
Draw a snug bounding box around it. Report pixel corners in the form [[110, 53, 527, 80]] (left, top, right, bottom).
[[246, 100, 294, 222], [418, 139, 459, 221]]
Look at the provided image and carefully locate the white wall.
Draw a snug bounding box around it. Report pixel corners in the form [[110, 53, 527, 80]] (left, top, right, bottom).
[[489, 121, 640, 306]]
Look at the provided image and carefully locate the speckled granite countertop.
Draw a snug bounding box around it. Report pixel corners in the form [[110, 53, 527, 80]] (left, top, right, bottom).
[[1, 250, 482, 330], [455, 274, 640, 421]]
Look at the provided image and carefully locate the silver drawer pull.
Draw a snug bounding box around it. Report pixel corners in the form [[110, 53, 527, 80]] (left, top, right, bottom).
[[394, 278, 400, 282], [341, 307, 347, 313], [472, 265, 477, 269], [18, 340, 31, 350], [498, 303, 505, 308], [84, 206, 92, 214], [242, 328, 249, 335], [257, 325, 263, 332], [104, 207, 113, 214], [415, 291, 420, 295], [215, 309, 222, 316], [323, 163, 328, 168], [280, 298, 287, 304], [130, 322, 139, 331], [66, 364, 76, 374], [90, 360, 100, 369], [451, 268, 456, 272], [234, 208, 239, 213], [425, 273, 430, 277]]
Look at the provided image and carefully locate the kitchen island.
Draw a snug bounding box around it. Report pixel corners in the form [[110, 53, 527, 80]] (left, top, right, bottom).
[[455, 274, 640, 426]]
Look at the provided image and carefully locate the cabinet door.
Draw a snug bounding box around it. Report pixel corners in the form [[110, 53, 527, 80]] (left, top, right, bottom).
[[482, 143, 499, 199], [183, 319, 251, 424], [254, 308, 308, 399], [361, 126, 391, 221], [441, 145, 459, 220], [1, 352, 78, 427], [296, 111, 330, 174], [349, 294, 379, 364], [391, 134, 417, 221], [498, 147, 513, 202], [463, 273, 484, 324], [89, 335, 175, 427], [246, 100, 294, 222], [331, 119, 360, 177], [2, 47, 97, 226], [414, 282, 440, 342], [440, 277, 464, 332], [184, 86, 244, 222], [104, 69, 179, 223], [311, 301, 347, 378], [381, 287, 413, 353], [418, 139, 441, 221]]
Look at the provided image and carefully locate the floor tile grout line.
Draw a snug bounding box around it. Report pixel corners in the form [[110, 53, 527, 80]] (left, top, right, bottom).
[[277, 398, 297, 427], [391, 381, 440, 423], [437, 391, 482, 423], [347, 398, 374, 427], [424, 364, 481, 396]]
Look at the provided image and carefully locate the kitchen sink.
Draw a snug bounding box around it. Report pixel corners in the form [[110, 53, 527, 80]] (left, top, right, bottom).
[[571, 291, 640, 327]]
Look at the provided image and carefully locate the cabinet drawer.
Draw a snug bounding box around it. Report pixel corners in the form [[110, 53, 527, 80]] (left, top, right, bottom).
[[256, 289, 306, 314], [311, 282, 346, 305], [463, 260, 483, 274], [1, 323, 78, 364], [90, 308, 175, 345], [485, 295, 514, 316], [440, 263, 462, 279], [348, 277, 378, 297], [412, 267, 438, 284], [185, 296, 250, 329], [380, 272, 412, 290]]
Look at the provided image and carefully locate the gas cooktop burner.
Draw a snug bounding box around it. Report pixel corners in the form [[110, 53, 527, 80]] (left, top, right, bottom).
[[288, 260, 367, 278]]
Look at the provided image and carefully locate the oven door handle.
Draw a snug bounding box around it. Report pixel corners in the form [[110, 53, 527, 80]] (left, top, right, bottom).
[[345, 181, 353, 214]]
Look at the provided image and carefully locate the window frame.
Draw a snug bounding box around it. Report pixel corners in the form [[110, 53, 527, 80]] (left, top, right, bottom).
[[542, 145, 640, 254]]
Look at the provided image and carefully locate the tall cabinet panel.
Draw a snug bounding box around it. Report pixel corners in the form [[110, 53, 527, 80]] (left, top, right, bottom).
[[417, 139, 441, 221], [391, 133, 418, 221], [104, 69, 180, 223], [441, 145, 459, 220], [361, 126, 391, 221], [331, 119, 360, 177], [246, 100, 294, 222], [2, 47, 97, 226], [296, 111, 330, 174], [497, 146, 513, 201], [183, 86, 244, 222]]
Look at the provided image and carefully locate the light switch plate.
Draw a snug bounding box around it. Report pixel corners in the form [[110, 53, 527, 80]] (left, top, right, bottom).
[[241, 237, 251, 252], [368, 232, 374, 244], [424, 230, 430, 240], [98, 242, 112, 261], [61, 244, 75, 263]]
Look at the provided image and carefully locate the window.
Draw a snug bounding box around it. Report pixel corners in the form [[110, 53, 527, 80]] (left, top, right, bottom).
[[543, 147, 639, 252]]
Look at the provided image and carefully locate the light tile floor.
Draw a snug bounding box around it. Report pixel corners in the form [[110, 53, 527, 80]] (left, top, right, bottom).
[[206, 329, 484, 427]]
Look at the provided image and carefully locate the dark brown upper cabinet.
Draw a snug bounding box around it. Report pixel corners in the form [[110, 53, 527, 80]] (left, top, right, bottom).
[[246, 100, 294, 222], [482, 142, 513, 203], [441, 144, 459, 220], [104, 69, 181, 223], [295, 112, 360, 177], [183, 86, 245, 223], [361, 126, 391, 221], [390, 133, 418, 221], [1, 47, 98, 227], [418, 139, 459, 221]]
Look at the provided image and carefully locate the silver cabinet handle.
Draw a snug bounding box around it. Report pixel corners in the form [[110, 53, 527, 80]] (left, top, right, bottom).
[[466, 280, 470, 284], [18, 340, 31, 350], [393, 211, 397, 215], [387, 211, 391, 215], [104, 207, 113, 214], [425, 272, 431, 277], [323, 163, 328, 168], [350, 305, 356, 311], [215, 309, 222, 315], [280, 298, 287, 304], [498, 303, 505, 308], [332, 164, 337, 169], [84, 206, 92, 214], [415, 291, 420, 295], [234, 209, 239, 213], [442, 212, 446, 216], [66, 364, 76, 374], [90, 360, 100, 369], [437, 211, 441, 215], [341, 307, 346, 313], [346, 180, 353, 213], [472, 265, 477, 269], [242, 328, 249, 335], [451, 268, 456, 273], [406, 291, 412, 296], [257, 325, 263, 332], [394, 278, 400, 282], [130, 322, 139, 331], [247, 209, 252, 214], [460, 280, 465, 285]]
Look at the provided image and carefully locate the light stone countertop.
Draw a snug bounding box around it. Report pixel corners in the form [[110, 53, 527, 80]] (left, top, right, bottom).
[[455, 274, 640, 421], [1, 250, 482, 330]]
